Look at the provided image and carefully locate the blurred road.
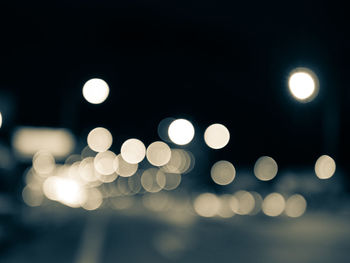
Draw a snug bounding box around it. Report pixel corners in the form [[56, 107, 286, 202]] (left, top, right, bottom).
[[1, 205, 350, 263]]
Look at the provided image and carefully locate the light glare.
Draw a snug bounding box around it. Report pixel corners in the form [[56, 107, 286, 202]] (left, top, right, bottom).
[[82, 78, 109, 104], [168, 119, 195, 145], [121, 138, 146, 164], [288, 68, 318, 102], [204, 123, 230, 149]]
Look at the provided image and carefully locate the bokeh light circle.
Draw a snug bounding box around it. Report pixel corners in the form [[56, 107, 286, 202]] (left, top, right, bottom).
[[82, 78, 109, 104], [254, 156, 278, 181], [262, 193, 285, 217], [210, 160, 236, 185], [121, 138, 146, 164], [168, 119, 195, 145], [146, 141, 171, 166], [285, 194, 307, 218], [204, 123, 230, 149], [315, 155, 336, 179], [87, 127, 113, 153], [288, 68, 318, 102]]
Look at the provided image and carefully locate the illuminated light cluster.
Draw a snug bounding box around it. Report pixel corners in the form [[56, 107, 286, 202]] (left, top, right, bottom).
[[121, 138, 146, 164], [168, 119, 195, 145], [288, 68, 318, 102], [210, 160, 236, 185], [141, 168, 165, 193], [204, 124, 230, 149], [82, 78, 110, 104], [315, 155, 336, 179], [87, 127, 113, 153], [161, 149, 194, 174], [285, 194, 307, 218], [43, 176, 86, 208], [193, 193, 220, 218], [114, 154, 138, 177], [254, 156, 278, 181], [262, 193, 285, 217], [146, 141, 171, 166]]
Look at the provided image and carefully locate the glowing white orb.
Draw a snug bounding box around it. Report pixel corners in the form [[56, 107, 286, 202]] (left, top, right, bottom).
[[204, 123, 230, 149], [315, 155, 336, 179], [121, 138, 146, 164], [82, 78, 110, 104], [288, 68, 318, 102], [168, 119, 195, 145], [87, 127, 113, 153]]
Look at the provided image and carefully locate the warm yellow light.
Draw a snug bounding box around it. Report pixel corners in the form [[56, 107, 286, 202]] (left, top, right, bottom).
[[121, 138, 146, 164], [288, 68, 318, 102], [82, 78, 109, 104], [193, 193, 220, 217], [285, 194, 307, 218], [87, 127, 113, 153], [114, 154, 138, 177], [254, 156, 278, 181], [146, 141, 172, 166], [204, 124, 230, 149], [262, 193, 285, 217], [315, 155, 336, 179], [210, 160, 236, 185], [168, 119, 195, 145]]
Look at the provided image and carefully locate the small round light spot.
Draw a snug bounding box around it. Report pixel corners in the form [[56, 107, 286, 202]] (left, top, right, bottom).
[[262, 193, 285, 217], [285, 194, 307, 218], [210, 160, 236, 185], [204, 123, 230, 149], [168, 119, 195, 145], [315, 155, 336, 179], [254, 156, 278, 181], [121, 138, 146, 164], [87, 127, 113, 153], [146, 141, 172, 166], [288, 68, 318, 102], [82, 78, 110, 104]]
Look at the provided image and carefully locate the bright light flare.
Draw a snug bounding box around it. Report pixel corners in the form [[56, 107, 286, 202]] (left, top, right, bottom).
[[82, 78, 109, 104], [168, 119, 195, 145], [210, 160, 236, 186], [121, 138, 146, 164], [288, 68, 318, 102], [204, 123, 230, 149], [315, 155, 336, 179]]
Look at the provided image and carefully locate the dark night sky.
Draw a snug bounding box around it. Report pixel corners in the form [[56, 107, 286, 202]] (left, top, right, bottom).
[[0, 1, 349, 170]]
